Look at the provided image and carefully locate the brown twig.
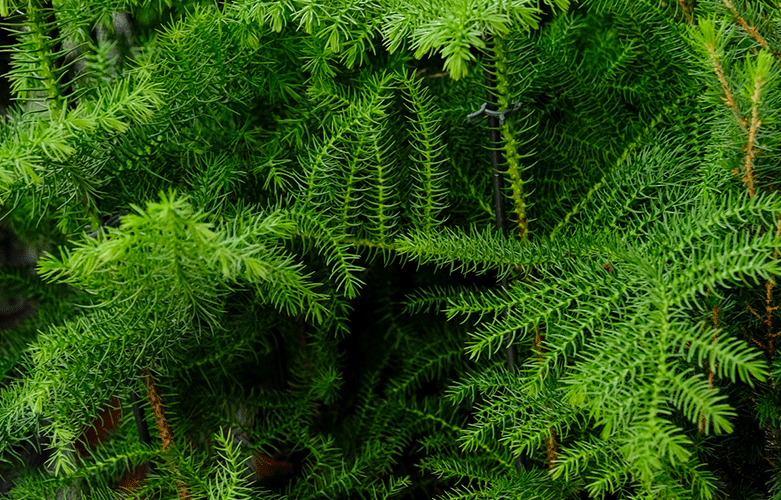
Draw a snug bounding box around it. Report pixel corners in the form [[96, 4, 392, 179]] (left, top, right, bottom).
[[678, 0, 693, 24], [413, 68, 451, 80], [143, 369, 191, 500], [533, 325, 558, 466], [749, 219, 781, 355], [546, 427, 559, 468], [705, 41, 746, 130], [144, 371, 174, 452], [723, 0, 769, 48], [705, 26, 766, 196], [740, 74, 764, 197], [700, 304, 720, 434]]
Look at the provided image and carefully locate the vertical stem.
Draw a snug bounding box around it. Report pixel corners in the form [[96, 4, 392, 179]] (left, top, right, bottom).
[[482, 37, 517, 372], [129, 387, 155, 480], [484, 32, 558, 471], [143, 368, 191, 500], [482, 35, 521, 473], [700, 302, 719, 435], [143, 370, 175, 452], [493, 38, 529, 239], [20, 3, 64, 117]]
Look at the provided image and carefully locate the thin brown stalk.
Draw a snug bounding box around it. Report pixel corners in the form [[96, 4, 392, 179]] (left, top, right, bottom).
[[678, 0, 693, 23], [544, 428, 559, 467], [705, 35, 765, 196], [742, 75, 764, 197], [144, 371, 174, 452], [747, 276, 779, 354], [723, 0, 769, 48], [143, 369, 191, 500], [533, 325, 558, 466], [705, 41, 746, 130], [754, 218, 781, 356], [700, 305, 720, 434]]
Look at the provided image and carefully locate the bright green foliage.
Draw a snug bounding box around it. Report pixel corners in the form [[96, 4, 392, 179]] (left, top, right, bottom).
[[0, 0, 780, 499]]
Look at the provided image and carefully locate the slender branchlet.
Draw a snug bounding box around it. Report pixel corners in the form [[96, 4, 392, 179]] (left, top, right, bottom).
[[487, 32, 559, 471], [144, 369, 191, 500], [700, 302, 720, 434], [703, 26, 768, 197], [15, 3, 64, 118], [492, 38, 529, 240], [678, 0, 693, 24], [479, 32, 526, 474], [722, 0, 769, 49], [704, 40, 746, 130], [748, 265, 780, 355], [741, 73, 764, 197]]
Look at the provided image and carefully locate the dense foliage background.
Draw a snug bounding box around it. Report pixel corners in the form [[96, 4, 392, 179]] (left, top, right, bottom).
[[0, 0, 780, 498]]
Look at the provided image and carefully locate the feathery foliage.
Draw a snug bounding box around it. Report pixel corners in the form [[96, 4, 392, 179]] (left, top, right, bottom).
[[0, 0, 780, 499]]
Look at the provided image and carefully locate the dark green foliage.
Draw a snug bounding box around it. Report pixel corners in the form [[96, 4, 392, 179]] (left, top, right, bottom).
[[0, 0, 780, 499]]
